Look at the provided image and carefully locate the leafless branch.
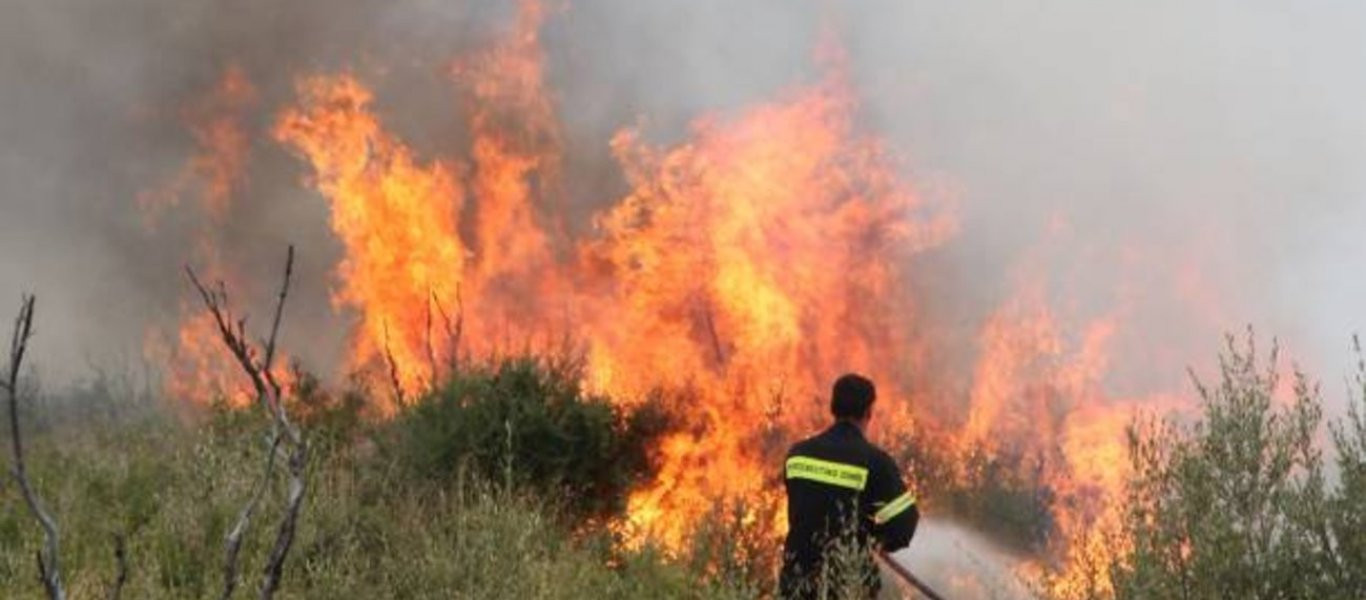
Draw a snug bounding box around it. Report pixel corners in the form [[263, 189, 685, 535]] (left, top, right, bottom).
[[188, 246, 307, 600], [108, 533, 128, 600], [261, 246, 293, 377], [424, 292, 437, 390], [6, 294, 65, 600], [382, 321, 406, 406], [700, 301, 725, 366], [220, 430, 283, 600], [259, 440, 307, 599], [186, 269, 268, 408], [432, 287, 463, 373]]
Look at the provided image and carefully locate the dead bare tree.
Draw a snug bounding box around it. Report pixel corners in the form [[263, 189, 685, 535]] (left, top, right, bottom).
[[187, 246, 308, 600], [4, 295, 64, 599]]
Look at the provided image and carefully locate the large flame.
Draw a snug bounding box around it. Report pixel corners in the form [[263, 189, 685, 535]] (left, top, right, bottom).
[[267, 11, 956, 545], [144, 0, 1210, 590], [583, 68, 957, 545], [274, 75, 468, 402]]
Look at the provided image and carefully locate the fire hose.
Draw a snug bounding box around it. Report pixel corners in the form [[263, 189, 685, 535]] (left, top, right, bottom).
[[873, 550, 947, 600]]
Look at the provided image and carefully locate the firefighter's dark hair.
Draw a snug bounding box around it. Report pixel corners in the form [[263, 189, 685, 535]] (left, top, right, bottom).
[[830, 373, 876, 420]]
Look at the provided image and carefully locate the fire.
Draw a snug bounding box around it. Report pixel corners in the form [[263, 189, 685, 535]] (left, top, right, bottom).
[[141, 64, 266, 408], [583, 69, 956, 546], [265, 3, 955, 546], [956, 272, 1194, 595], [274, 75, 468, 404], [143, 0, 1212, 591], [138, 63, 257, 228], [269, 1, 569, 409], [454, 0, 562, 285]]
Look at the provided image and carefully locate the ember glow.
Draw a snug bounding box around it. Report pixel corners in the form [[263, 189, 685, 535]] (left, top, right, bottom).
[[142, 0, 1215, 590]]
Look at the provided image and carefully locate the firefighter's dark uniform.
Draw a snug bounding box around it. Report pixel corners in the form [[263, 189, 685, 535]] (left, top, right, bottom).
[[779, 421, 919, 599]]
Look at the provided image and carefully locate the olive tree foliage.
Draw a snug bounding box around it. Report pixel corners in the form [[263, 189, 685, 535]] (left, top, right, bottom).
[[1109, 333, 1366, 599], [1327, 337, 1366, 589]]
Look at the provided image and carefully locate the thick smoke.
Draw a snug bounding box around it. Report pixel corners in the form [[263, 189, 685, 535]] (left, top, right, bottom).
[[3, 0, 1366, 412]]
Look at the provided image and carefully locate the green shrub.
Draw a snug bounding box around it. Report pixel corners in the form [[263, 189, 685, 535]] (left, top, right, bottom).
[[0, 383, 746, 599], [891, 431, 1055, 555], [1326, 338, 1366, 588], [1093, 333, 1366, 600], [392, 356, 670, 520]]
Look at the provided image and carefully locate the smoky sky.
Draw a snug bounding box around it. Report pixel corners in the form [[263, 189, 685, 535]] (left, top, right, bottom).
[[3, 0, 1365, 414]]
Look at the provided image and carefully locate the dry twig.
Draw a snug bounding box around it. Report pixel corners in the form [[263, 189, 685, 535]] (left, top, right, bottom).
[[5, 295, 65, 599], [382, 321, 406, 406], [424, 293, 437, 390], [109, 533, 128, 600], [432, 287, 463, 373], [187, 246, 307, 600]]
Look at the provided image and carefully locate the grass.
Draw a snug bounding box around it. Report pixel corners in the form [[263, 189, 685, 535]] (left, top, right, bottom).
[[0, 367, 755, 599], [12, 332, 1364, 599]]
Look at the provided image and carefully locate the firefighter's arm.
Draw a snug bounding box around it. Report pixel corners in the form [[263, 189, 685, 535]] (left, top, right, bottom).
[[869, 452, 918, 551]]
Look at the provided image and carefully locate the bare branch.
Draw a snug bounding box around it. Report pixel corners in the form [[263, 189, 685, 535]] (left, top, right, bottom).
[[424, 291, 437, 390], [700, 301, 725, 366], [382, 321, 405, 407], [187, 246, 307, 600], [259, 441, 308, 599], [185, 266, 268, 406], [261, 245, 294, 377], [220, 430, 283, 600], [108, 533, 128, 600], [432, 286, 463, 373], [6, 295, 65, 600]]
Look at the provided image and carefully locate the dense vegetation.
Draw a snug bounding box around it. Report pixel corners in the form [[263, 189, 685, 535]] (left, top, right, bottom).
[[4, 333, 1365, 599], [0, 359, 754, 599], [1049, 334, 1366, 600], [393, 357, 671, 520]]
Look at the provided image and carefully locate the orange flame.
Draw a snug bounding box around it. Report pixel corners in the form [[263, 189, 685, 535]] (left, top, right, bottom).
[[146, 2, 1214, 588], [583, 69, 956, 545], [275, 75, 467, 406], [141, 64, 266, 407], [139, 63, 256, 228], [269, 9, 957, 541]]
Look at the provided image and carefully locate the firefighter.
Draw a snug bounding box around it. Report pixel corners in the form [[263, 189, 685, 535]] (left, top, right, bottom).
[[779, 373, 919, 599]]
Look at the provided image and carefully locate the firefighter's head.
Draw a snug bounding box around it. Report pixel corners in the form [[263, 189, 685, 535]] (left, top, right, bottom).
[[830, 373, 876, 429]]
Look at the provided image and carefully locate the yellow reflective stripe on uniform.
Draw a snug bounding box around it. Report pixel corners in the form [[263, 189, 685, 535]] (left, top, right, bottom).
[[872, 491, 916, 525], [785, 456, 869, 491]]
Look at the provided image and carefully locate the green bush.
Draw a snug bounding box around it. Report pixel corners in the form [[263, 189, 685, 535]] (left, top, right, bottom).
[[0, 377, 746, 599], [1089, 333, 1366, 599], [392, 356, 670, 520], [1327, 339, 1366, 586], [891, 431, 1055, 555]]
